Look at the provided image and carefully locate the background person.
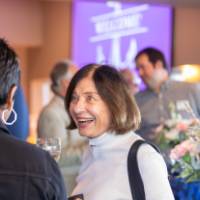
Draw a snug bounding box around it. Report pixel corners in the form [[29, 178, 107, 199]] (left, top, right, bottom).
[[65, 64, 174, 200], [134, 47, 200, 140], [120, 67, 139, 95], [37, 60, 87, 194], [37, 60, 77, 147], [0, 39, 67, 199]]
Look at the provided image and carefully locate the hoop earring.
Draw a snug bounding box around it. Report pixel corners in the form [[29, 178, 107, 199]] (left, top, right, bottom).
[[2, 108, 17, 125]]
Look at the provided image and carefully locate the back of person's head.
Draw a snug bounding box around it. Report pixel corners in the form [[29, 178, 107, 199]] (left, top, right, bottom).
[[65, 64, 141, 134], [50, 60, 74, 95], [135, 47, 167, 69], [120, 68, 139, 94], [120, 68, 133, 81], [0, 39, 20, 107]]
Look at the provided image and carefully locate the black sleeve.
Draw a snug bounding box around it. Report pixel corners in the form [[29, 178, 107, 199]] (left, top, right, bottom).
[[45, 152, 67, 200]]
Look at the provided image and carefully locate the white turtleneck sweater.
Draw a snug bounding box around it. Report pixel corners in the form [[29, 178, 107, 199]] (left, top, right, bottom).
[[71, 131, 174, 200]]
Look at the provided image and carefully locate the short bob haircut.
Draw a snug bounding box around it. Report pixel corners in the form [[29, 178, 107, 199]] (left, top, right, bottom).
[[65, 64, 141, 134]]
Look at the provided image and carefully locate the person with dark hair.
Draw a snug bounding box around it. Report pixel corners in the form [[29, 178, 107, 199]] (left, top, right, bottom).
[[0, 39, 67, 199], [37, 60, 87, 194], [135, 47, 200, 140], [65, 64, 174, 200], [135, 47, 167, 70]]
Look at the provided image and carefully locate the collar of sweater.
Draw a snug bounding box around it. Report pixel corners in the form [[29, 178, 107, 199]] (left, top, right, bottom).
[[89, 131, 115, 147], [88, 130, 135, 148], [87, 131, 138, 159]]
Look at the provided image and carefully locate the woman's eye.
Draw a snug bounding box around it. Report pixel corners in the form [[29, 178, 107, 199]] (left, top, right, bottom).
[[87, 95, 95, 102], [71, 95, 78, 102]]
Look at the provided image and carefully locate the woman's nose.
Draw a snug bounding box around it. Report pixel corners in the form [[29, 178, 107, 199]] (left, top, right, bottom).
[[138, 68, 144, 76], [72, 98, 85, 113]]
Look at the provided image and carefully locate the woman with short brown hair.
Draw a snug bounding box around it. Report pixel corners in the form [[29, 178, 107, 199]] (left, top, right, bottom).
[[65, 64, 174, 200], [66, 63, 140, 134]]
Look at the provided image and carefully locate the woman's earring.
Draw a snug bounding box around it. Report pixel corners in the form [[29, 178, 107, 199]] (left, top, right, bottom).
[[1, 108, 17, 125]]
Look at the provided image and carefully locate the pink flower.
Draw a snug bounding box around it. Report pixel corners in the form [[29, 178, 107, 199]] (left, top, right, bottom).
[[176, 122, 188, 132], [170, 140, 191, 160], [170, 150, 180, 160], [165, 129, 179, 140]]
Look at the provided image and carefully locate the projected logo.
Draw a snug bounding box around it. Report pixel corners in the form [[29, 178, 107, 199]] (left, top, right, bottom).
[[90, 2, 149, 71], [73, 0, 172, 87]]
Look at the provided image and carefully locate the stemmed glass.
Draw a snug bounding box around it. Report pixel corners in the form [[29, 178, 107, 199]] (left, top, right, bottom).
[[36, 138, 61, 162], [176, 100, 197, 120], [176, 100, 200, 130], [176, 99, 200, 139], [175, 100, 200, 174]]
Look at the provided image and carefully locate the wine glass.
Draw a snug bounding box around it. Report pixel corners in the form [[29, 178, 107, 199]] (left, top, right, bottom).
[[176, 100, 200, 137], [36, 137, 61, 162], [176, 100, 197, 120]]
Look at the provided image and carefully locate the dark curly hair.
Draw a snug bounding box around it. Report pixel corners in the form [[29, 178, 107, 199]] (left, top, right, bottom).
[[0, 39, 20, 106]]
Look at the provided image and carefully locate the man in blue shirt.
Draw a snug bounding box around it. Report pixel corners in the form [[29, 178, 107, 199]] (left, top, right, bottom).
[[134, 47, 200, 140]]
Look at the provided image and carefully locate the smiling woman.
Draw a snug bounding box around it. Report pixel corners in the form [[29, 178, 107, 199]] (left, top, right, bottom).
[[65, 64, 140, 135], [69, 74, 111, 138], [65, 64, 174, 200]]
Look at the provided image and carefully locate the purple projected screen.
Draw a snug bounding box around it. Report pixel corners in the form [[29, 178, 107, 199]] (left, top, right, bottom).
[[72, 1, 173, 85]]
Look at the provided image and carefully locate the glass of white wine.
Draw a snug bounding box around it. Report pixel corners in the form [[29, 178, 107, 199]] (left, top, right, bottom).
[[176, 100, 197, 120], [36, 137, 61, 162], [176, 100, 200, 136]]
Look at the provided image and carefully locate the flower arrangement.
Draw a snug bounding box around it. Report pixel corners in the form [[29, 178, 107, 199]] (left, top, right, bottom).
[[155, 119, 192, 152], [169, 128, 200, 182], [154, 102, 200, 183]]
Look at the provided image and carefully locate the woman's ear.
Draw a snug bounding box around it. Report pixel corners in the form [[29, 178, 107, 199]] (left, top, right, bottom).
[[6, 86, 17, 110]]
